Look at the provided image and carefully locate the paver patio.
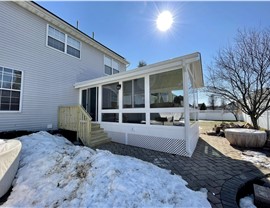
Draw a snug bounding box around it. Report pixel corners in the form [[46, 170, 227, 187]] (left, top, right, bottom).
[[96, 134, 270, 208]]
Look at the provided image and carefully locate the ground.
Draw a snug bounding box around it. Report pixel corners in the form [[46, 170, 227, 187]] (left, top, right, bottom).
[[95, 121, 270, 208], [1, 132, 211, 207], [1, 121, 269, 207], [198, 120, 246, 134]]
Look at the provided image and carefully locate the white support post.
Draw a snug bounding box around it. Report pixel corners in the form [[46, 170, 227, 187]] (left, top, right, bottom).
[[118, 81, 123, 124], [183, 63, 191, 155], [145, 75, 150, 125], [98, 85, 102, 123], [79, 88, 82, 105], [95, 87, 98, 121]]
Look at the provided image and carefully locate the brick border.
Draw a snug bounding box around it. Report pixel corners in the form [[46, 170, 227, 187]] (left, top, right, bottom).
[[220, 170, 265, 208]]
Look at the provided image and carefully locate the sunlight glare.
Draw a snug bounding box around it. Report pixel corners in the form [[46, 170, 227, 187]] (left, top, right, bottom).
[[156, 11, 173, 32]]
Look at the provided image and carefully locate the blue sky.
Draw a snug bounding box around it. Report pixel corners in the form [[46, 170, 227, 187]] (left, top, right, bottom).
[[37, 1, 270, 104]]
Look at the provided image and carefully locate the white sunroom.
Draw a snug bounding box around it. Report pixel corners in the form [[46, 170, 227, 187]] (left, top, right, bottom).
[[74, 52, 203, 157]]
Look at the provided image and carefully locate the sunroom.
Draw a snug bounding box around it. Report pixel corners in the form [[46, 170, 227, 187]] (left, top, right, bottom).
[[74, 52, 203, 157]]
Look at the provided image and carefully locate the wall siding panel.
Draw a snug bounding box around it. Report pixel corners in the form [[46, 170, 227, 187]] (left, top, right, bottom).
[[0, 2, 126, 132]]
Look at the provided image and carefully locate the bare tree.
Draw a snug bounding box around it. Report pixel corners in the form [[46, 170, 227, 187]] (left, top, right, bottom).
[[138, 60, 147, 67], [226, 101, 241, 121], [206, 28, 270, 129], [208, 94, 217, 110], [220, 98, 227, 110]]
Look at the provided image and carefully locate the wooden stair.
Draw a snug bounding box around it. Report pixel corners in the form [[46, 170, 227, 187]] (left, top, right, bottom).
[[58, 105, 110, 148], [89, 123, 110, 147]]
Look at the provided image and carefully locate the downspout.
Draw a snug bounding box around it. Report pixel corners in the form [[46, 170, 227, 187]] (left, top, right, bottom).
[[183, 63, 191, 156]]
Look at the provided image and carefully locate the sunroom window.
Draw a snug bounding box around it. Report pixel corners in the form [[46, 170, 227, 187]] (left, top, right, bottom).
[[102, 83, 119, 109], [150, 69, 184, 108], [123, 113, 146, 124], [102, 113, 119, 122], [123, 78, 145, 108], [0, 67, 22, 111]]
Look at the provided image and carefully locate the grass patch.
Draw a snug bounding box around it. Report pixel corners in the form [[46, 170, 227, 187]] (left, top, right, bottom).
[[199, 120, 246, 133]]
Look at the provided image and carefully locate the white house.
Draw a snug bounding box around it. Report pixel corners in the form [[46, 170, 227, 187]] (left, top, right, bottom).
[[0, 2, 204, 157], [0, 1, 128, 131]]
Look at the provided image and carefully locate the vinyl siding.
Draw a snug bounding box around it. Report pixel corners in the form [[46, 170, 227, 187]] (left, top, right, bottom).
[[0, 2, 126, 132]]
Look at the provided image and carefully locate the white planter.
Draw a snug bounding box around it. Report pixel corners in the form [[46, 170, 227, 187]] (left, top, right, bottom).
[[225, 128, 267, 148], [0, 139, 22, 198]]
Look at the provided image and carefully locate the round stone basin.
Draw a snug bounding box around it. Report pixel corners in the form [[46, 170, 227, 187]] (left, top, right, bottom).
[[225, 128, 267, 148]]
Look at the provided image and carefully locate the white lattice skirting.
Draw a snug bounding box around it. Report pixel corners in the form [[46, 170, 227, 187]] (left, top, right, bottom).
[[107, 131, 191, 157]]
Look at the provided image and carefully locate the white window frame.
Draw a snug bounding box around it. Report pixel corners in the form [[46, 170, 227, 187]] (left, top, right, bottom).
[[112, 60, 119, 74], [123, 77, 145, 109], [0, 66, 23, 113], [67, 35, 81, 58], [46, 24, 81, 59], [104, 55, 119, 75]]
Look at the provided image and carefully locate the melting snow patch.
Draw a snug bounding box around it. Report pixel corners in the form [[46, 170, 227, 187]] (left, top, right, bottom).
[[241, 150, 270, 169], [239, 195, 256, 208], [3, 131, 211, 207]]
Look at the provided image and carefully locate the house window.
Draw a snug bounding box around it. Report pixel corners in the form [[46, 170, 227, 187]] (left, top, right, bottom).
[[67, 36, 80, 58], [105, 65, 112, 75], [104, 56, 119, 75], [0, 67, 22, 111], [47, 25, 81, 58], [123, 78, 145, 108], [112, 60, 119, 74]]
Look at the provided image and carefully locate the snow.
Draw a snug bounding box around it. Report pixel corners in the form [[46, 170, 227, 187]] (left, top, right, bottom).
[[3, 131, 211, 207], [239, 195, 256, 208], [241, 150, 270, 169]]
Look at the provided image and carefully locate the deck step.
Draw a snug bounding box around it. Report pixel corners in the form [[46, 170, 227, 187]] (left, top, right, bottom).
[[91, 123, 101, 129], [73, 121, 111, 147], [91, 132, 108, 140], [89, 137, 111, 147], [88, 123, 110, 146], [91, 129, 105, 135]]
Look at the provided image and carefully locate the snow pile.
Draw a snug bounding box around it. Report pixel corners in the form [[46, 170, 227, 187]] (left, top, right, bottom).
[[241, 150, 270, 169], [3, 132, 211, 207], [239, 195, 256, 208]]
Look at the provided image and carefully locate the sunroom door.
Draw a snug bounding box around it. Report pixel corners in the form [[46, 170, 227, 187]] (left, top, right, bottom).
[[81, 87, 98, 122]]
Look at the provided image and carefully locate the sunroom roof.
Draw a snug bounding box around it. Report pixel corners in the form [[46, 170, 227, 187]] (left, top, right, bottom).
[[74, 52, 203, 89]]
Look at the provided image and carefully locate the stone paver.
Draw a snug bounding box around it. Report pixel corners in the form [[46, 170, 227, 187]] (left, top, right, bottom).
[[96, 134, 270, 208]]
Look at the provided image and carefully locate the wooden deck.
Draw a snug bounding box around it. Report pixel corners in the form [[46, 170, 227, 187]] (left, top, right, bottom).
[[58, 105, 110, 147]]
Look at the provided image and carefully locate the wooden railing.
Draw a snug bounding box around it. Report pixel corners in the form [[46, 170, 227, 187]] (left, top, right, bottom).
[[58, 105, 92, 146]]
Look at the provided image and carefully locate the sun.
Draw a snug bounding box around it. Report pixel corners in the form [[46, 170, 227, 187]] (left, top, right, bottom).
[[156, 11, 173, 32]]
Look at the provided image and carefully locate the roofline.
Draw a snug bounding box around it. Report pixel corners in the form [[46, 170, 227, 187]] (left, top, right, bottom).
[[74, 52, 202, 89], [14, 1, 129, 65]]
